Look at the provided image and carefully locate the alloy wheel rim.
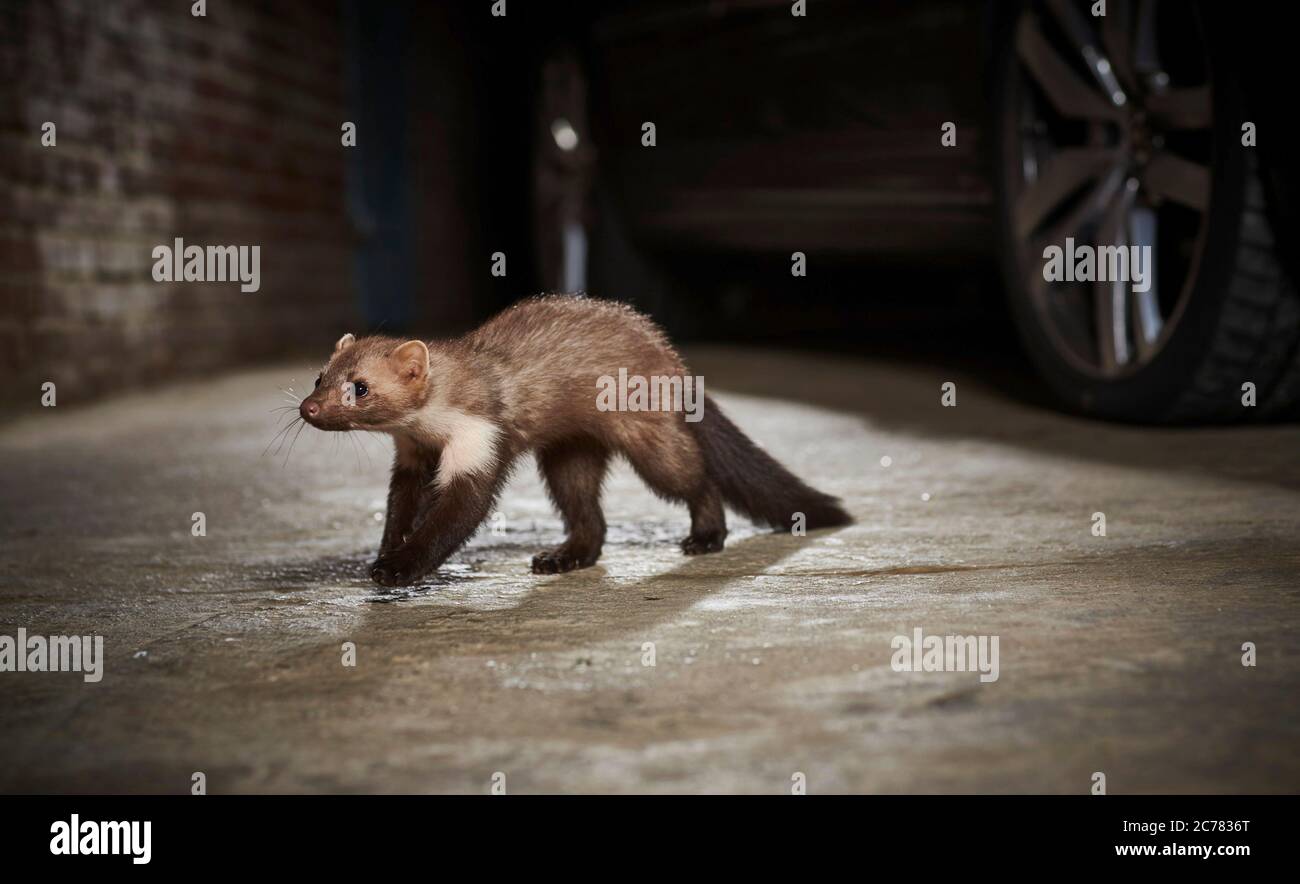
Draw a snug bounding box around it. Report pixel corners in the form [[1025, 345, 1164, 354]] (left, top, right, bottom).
[[1009, 0, 1214, 379]]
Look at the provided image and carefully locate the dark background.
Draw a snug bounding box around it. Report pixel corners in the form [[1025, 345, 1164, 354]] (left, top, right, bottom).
[[0, 0, 1026, 411]]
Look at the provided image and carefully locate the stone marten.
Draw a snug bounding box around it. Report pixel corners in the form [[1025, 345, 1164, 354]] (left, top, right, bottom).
[[298, 295, 850, 586]]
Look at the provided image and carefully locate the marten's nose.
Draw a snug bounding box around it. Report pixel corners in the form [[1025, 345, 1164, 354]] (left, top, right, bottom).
[[300, 400, 320, 421]]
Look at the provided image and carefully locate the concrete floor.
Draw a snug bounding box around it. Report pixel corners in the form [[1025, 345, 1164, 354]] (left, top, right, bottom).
[[1, 346, 1297, 794]]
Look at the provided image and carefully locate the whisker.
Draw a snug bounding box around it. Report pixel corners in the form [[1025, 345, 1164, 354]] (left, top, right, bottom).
[[347, 431, 367, 470], [272, 413, 305, 456], [269, 426, 299, 460], [263, 416, 301, 457], [359, 432, 390, 464], [281, 420, 308, 467]]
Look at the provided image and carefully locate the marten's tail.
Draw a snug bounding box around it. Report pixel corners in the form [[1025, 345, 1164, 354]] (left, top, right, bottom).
[[689, 395, 852, 530]]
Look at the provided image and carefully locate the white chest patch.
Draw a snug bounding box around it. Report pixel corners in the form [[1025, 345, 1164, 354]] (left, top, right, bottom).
[[404, 405, 501, 487]]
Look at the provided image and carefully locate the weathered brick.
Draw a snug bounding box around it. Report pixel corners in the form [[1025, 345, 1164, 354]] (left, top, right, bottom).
[[1, 0, 355, 410]]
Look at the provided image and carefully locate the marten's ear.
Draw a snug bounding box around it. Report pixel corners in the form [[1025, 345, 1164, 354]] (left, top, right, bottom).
[[390, 340, 430, 384], [334, 333, 355, 353]]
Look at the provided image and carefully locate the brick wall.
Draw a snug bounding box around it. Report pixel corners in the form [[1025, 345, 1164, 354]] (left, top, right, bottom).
[[0, 0, 356, 409]]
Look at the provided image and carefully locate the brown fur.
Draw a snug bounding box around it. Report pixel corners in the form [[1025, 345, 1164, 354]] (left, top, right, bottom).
[[297, 295, 849, 586]]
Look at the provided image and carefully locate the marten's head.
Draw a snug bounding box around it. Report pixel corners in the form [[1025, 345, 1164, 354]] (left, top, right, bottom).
[[299, 334, 430, 431]]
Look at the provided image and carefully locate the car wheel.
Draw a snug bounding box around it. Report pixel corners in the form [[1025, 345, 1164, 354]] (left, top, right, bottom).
[[530, 45, 692, 330], [993, 0, 1300, 422], [531, 46, 595, 295]]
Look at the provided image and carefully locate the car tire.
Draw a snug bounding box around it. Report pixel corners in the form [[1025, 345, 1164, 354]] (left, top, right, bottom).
[[992, 0, 1300, 423]]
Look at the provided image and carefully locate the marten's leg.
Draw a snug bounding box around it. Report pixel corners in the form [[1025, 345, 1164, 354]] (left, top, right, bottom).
[[533, 438, 610, 574], [619, 420, 727, 556], [371, 456, 509, 587], [682, 484, 726, 555], [377, 451, 439, 557]]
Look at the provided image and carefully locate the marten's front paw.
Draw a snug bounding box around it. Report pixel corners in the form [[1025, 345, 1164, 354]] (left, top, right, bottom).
[[370, 549, 427, 587], [680, 533, 725, 556], [531, 545, 599, 574]]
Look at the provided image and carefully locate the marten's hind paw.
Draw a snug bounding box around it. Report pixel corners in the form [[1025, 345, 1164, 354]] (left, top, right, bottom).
[[680, 533, 725, 556], [531, 546, 599, 574], [371, 549, 427, 587]]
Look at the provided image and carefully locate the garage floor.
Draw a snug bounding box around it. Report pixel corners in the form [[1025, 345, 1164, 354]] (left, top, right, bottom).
[[1, 347, 1297, 793]]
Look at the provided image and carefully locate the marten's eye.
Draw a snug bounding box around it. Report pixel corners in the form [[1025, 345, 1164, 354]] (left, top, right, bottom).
[[314, 374, 321, 389], [354, 381, 369, 399]]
